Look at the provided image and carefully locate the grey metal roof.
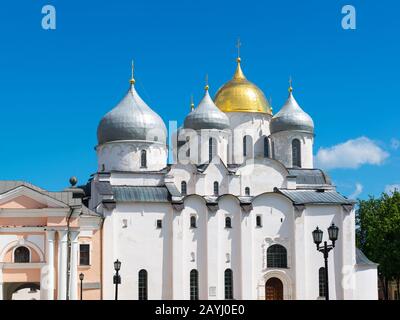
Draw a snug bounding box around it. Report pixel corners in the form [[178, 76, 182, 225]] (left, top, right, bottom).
[[227, 164, 241, 171], [0, 180, 74, 207], [196, 163, 209, 173], [108, 167, 170, 174], [184, 90, 230, 131], [203, 196, 219, 204], [276, 188, 355, 205], [97, 84, 167, 145], [270, 92, 314, 134], [112, 186, 171, 203], [356, 248, 377, 266], [196, 162, 236, 174], [94, 181, 113, 196], [287, 168, 331, 185], [0, 180, 99, 217], [164, 182, 182, 198], [0, 180, 47, 195], [237, 196, 253, 204]]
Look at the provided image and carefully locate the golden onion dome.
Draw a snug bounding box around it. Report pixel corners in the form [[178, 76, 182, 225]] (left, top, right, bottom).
[[214, 58, 272, 114]]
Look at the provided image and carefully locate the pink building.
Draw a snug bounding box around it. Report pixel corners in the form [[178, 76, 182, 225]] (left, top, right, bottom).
[[0, 180, 102, 300]]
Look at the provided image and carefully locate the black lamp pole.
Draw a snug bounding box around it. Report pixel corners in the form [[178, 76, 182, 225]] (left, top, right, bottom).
[[113, 259, 121, 300], [79, 273, 84, 300], [312, 223, 339, 301]]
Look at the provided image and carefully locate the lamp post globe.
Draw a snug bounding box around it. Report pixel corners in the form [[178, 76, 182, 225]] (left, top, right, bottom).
[[114, 259, 121, 272], [312, 226, 323, 248], [328, 223, 339, 246]]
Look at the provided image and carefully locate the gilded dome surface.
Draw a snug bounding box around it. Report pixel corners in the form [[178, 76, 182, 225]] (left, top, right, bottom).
[[97, 82, 167, 145], [214, 59, 272, 114]]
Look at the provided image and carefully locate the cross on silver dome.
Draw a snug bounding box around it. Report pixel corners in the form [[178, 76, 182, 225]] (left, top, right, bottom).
[[97, 63, 167, 145], [270, 81, 314, 135], [184, 82, 230, 131]]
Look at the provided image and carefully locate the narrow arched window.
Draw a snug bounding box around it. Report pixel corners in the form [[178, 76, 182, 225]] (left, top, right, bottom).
[[138, 269, 148, 300], [190, 216, 197, 228], [140, 150, 147, 168], [224, 269, 234, 299], [245, 187, 250, 196], [256, 215, 262, 227], [224, 269, 233, 299], [319, 267, 327, 297], [225, 216, 232, 228], [209, 138, 213, 162], [264, 137, 269, 158], [14, 246, 30, 263], [209, 138, 217, 162], [213, 181, 219, 196], [292, 139, 301, 168], [186, 137, 190, 158], [190, 269, 199, 300], [243, 136, 247, 157], [267, 244, 287, 268], [181, 181, 187, 196]]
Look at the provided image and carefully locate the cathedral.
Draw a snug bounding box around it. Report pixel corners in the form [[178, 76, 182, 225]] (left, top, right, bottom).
[[0, 56, 378, 300]]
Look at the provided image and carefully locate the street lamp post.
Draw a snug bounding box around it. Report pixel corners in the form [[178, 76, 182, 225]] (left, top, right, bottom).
[[312, 223, 339, 301], [113, 259, 121, 300], [79, 273, 84, 300]]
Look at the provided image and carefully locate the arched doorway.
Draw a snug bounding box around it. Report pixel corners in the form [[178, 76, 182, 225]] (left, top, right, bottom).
[[3, 282, 40, 300], [265, 277, 283, 300]]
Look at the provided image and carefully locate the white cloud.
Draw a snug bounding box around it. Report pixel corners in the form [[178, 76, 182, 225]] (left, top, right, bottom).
[[384, 184, 400, 194], [315, 137, 389, 170], [348, 183, 363, 199]]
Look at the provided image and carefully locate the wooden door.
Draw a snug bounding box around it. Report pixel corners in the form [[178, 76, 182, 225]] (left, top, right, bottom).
[[265, 277, 283, 300]]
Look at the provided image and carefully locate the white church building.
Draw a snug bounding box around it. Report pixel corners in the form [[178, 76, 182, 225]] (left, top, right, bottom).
[[0, 56, 378, 300], [91, 56, 378, 300]]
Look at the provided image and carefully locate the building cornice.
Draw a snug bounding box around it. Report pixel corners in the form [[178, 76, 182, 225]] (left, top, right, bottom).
[[0, 262, 46, 269]]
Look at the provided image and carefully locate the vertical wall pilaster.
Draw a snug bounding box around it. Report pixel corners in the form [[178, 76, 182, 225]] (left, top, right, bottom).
[[240, 210, 254, 299], [42, 230, 55, 300], [57, 230, 68, 300], [341, 205, 356, 300], [172, 211, 184, 299], [69, 231, 80, 300], [206, 209, 220, 299], [293, 205, 306, 299]]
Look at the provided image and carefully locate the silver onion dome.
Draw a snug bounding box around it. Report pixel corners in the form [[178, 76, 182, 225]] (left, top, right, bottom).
[[97, 81, 167, 145], [270, 87, 314, 134], [184, 88, 230, 131]]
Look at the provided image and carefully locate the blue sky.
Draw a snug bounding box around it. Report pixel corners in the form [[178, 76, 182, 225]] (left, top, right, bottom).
[[0, 0, 399, 199]]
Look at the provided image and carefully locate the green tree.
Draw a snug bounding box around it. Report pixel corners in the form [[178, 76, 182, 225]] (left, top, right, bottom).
[[356, 190, 400, 299]]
